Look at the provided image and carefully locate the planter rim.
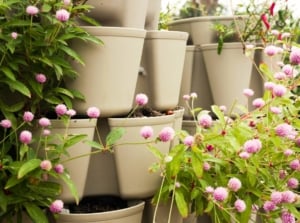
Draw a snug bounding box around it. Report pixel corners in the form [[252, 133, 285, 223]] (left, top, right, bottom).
[[50, 118, 97, 129], [201, 42, 244, 50], [108, 114, 175, 127], [168, 15, 246, 25], [80, 26, 147, 38], [145, 30, 189, 40], [58, 200, 145, 221]]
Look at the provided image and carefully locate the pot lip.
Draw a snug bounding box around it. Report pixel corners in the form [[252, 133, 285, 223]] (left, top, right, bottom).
[[145, 30, 189, 40], [201, 42, 244, 50], [168, 15, 247, 25], [80, 26, 147, 38], [49, 118, 97, 128]]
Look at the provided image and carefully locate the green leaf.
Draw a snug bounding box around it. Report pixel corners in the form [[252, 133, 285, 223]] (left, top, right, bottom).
[[3, 80, 31, 98], [1, 66, 15, 81], [64, 134, 87, 149], [18, 159, 41, 179], [191, 152, 203, 178], [147, 144, 164, 160], [5, 175, 23, 189], [59, 173, 79, 204], [24, 202, 48, 223], [60, 45, 85, 65], [175, 190, 188, 217], [106, 128, 125, 146]]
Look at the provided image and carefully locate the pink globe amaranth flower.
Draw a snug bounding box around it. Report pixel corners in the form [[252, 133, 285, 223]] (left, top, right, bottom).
[[55, 104, 67, 116], [54, 164, 64, 174], [281, 32, 291, 39], [26, 5, 39, 15], [283, 149, 293, 156], [135, 93, 148, 106], [243, 139, 262, 153], [198, 114, 213, 128], [274, 71, 286, 80], [190, 92, 197, 98], [243, 88, 254, 97], [219, 105, 227, 112], [287, 178, 299, 189], [281, 211, 295, 223], [213, 187, 228, 202], [63, 0, 71, 5], [279, 170, 287, 179], [66, 109, 76, 117], [296, 137, 300, 147], [289, 47, 300, 65], [11, 32, 18, 39], [264, 45, 278, 56], [140, 126, 154, 139], [205, 186, 214, 194], [275, 123, 294, 138], [272, 84, 287, 97], [40, 160, 52, 171], [35, 73, 47, 83], [252, 98, 265, 108], [39, 117, 51, 127], [270, 106, 282, 114], [203, 162, 211, 171], [264, 81, 275, 90], [234, 199, 246, 213], [43, 129, 51, 136], [183, 135, 194, 147], [271, 29, 280, 36], [282, 64, 294, 77], [270, 191, 282, 204], [239, 151, 250, 159], [281, 190, 296, 203], [158, 127, 175, 142], [49, 200, 64, 213], [23, 111, 34, 122], [228, 177, 242, 192], [56, 9, 70, 22], [263, 201, 276, 212], [182, 94, 190, 101], [175, 182, 181, 188], [1, 119, 12, 128], [19, 130, 32, 144], [86, 107, 100, 118]]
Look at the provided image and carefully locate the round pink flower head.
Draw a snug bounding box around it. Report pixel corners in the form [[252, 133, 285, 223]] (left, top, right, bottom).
[[190, 92, 197, 99], [264, 45, 278, 56], [43, 129, 51, 136], [281, 211, 295, 223], [26, 5, 39, 15], [55, 104, 67, 116], [219, 105, 227, 112], [23, 111, 34, 122], [198, 114, 213, 128], [54, 164, 64, 174], [272, 84, 287, 97], [287, 178, 299, 189], [243, 88, 254, 97], [213, 187, 228, 202], [270, 106, 282, 114], [289, 159, 300, 170], [263, 201, 276, 212], [66, 109, 76, 117], [243, 138, 262, 153], [270, 191, 282, 204], [252, 98, 265, 108], [40, 160, 52, 171], [183, 135, 194, 147], [135, 93, 148, 106], [19, 130, 32, 144], [228, 177, 242, 192], [183, 94, 190, 101], [282, 64, 294, 77], [289, 47, 300, 65], [158, 127, 175, 142], [35, 73, 47, 84], [0, 119, 12, 128], [203, 162, 211, 171], [275, 123, 293, 137], [296, 137, 300, 147], [39, 117, 51, 127], [86, 107, 100, 118], [49, 200, 64, 213], [271, 29, 280, 36], [140, 126, 154, 139], [281, 190, 296, 203], [264, 81, 275, 91], [56, 9, 70, 22], [281, 32, 291, 39], [283, 149, 293, 156], [63, 0, 71, 5], [11, 32, 18, 39], [239, 151, 250, 159], [274, 71, 286, 80], [279, 169, 287, 179], [234, 199, 246, 213], [205, 186, 214, 194]]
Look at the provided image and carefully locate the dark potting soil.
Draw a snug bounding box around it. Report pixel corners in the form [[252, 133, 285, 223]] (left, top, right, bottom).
[[127, 106, 176, 118], [65, 196, 128, 214]]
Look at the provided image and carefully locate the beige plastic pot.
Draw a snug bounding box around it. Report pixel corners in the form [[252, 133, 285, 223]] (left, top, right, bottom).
[[67, 26, 146, 117], [145, 0, 162, 30]]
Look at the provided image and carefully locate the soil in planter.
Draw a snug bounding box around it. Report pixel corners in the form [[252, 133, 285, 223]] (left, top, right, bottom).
[[127, 105, 180, 118], [65, 195, 128, 214]]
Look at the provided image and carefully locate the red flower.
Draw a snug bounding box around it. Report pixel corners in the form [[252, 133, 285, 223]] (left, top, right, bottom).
[[261, 14, 270, 30], [269, 2, 276, 16]]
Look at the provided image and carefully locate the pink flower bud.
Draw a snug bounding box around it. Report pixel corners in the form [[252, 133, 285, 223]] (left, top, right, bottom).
[[87, 107, 100, 118], [56, 9, 70, 22], [19, 130, 32, 144]]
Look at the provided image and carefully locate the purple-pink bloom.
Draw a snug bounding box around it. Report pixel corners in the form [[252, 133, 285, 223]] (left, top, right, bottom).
[[284, 149, 293, 156], [264, 45, 278, 56], [252, 98, 265, 108], [198, 114, 213, 128], [272, 84, 287, 97], [0, 119, 12, 128], [270, 191, 282, 204], [281, 190, 296, 203], [213, 187, 228, 202], [239, 151, 250, 159], [158, 127, 175, 142], [40, 160, 52, 171], [190, 92, 197, 98], [289, 159, 300, 170], [263, 201, 276, 212], [19, 130, 32, 144], [234, 199, 246, 212], [43, 129, 51, 136], [66, 109, 76, 117], [270, 106, 282, 114], [279, 170, 287, 179], [243, 139, 262, 153], [243, 88, 254, 97], [183, 94, 190, 101], [227, 177, 242, 192], [35, 73, 47, 83], [54, 164, 64, 174], [282, 64, 295, 77], [205, 186, 214, 194], [274, 71, 286, 80], [87, 107, 100, 118], [11, 32, 18, 39], [63, 0, 71, 5], [203, 162, 211, 171], [183, 135, 194, 147], [56, 9, 70, 22], [49, 200, 64, 213], [287, 178, 299, 189], [23, 111, 34, 122], [26, 5, 39, 15], [39, 117, 51, 127], [219, 105, 227, 112], [275, 123, 294, 137], [55, 104, 67, 116], [264, 82, 275, 90], [281, 211, 296, 223], [135, 93, 148, 106], [140, 126, 154, 139], [289, 47, 300, 65]]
